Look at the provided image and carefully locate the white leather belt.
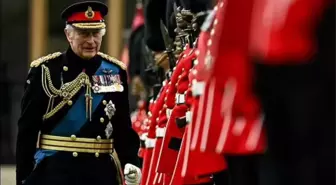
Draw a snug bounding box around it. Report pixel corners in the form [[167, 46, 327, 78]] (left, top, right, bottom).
[[166, 109, 172, 118], [186, 111, 192, 123], [156, 127, 166, 137], [175, 93, 185, 104], [145, 138, 156, 148], [192, 81, 205, 96]]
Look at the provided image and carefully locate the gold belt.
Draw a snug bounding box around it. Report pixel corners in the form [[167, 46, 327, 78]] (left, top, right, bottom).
[[38, 134, 114, 154]]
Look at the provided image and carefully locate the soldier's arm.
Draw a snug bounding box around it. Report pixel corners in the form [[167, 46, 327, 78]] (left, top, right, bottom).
[[114, 69, 141, 168], [16, 67, 44, 184]]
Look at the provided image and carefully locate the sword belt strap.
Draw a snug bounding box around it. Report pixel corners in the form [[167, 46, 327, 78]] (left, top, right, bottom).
[[38, 134, 114, 153]]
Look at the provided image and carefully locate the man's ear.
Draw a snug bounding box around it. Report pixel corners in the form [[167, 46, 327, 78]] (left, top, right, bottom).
[[64, 29, 72, 43]]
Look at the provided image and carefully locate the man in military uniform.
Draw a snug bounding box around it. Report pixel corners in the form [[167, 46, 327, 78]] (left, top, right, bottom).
[[16, 2, 141, 185]]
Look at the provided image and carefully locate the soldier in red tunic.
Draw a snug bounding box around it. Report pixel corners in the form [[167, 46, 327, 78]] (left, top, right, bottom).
[[140, 0, 179, 184], [249, 1, 335, 185], [131, 100, 148, 166], [140, 0, 169, 184], [155, 47, 191, 184], [161, 1, 229, 185], [188, 1, 265, 185], [171, 4, 231, 185], [144, 80, 170, 185], [140, 98, 156, 185], [169, 48, 224, 185]]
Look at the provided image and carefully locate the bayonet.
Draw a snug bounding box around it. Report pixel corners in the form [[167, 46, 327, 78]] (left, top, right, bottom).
[[173, 2, 178, 16], [159, 19, 176, 70]]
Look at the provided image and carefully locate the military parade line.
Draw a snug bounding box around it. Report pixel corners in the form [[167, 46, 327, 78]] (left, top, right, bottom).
[[15, 0, 334, 185]]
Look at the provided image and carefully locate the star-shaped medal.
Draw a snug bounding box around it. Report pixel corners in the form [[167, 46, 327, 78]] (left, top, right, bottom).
[[104, 100, 116, 120], [105, 122, 113, 139]]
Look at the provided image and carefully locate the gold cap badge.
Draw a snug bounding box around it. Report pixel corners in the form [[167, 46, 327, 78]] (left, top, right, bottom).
[[85, 6, 95, 19]]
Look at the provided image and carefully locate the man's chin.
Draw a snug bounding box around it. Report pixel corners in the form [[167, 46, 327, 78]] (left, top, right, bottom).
[[81, 52, 97, 60]]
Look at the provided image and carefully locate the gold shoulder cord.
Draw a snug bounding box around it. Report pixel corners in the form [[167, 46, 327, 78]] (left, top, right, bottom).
[[41, 66, 93, 120], [97, 52, 127, 70], [31, 52, 93, 120]]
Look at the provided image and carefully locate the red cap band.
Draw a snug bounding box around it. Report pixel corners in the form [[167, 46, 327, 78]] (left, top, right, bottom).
[[67, 11, 103, 23]]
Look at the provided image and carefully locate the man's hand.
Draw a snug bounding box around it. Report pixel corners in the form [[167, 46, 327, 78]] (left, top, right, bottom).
[[153, 52, 169, 69], [124, 163, 141, 185]]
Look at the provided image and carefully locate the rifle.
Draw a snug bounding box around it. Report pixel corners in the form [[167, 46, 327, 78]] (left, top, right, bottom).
[[141, 41, 163, 98]]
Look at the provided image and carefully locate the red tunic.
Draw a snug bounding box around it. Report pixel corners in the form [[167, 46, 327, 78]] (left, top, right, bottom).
[[190, 0, 266, 155], [249, 0, 332, 63], [178, 14, 228, 178], [141, 81, 169, 185], [148, 79, 171, 185], [131, 100, 148, 158], [156, 46, 194, 175], [170, 47, 225, 184]]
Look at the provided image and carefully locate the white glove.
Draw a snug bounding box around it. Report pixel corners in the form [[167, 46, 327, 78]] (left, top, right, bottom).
[[140, 133, 148, 141], [124, 163, 141, 185], [144, 138, 156, 148]]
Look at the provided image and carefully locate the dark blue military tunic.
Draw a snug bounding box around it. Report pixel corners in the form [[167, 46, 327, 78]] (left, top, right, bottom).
[[16, 48, 140, 185]]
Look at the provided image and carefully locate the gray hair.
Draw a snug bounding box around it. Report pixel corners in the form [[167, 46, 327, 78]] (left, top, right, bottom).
[[64, 24, 106, 37]]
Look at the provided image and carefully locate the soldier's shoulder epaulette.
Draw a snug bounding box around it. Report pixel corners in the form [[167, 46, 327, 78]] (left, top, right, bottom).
[[97, 52, 126, 70], [30, 52, 62, 68]]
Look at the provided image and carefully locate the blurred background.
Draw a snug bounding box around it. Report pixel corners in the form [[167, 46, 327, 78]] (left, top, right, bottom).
[[0, 0, 143, 184]]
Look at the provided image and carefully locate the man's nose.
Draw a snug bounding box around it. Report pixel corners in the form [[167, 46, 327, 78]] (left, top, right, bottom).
[[86, 34, 95, 43]]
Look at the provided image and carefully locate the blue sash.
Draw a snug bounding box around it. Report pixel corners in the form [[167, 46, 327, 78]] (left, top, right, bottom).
[[34, 60, 119, 164]]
